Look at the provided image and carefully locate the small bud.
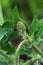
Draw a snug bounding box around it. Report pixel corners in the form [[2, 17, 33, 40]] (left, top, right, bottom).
[[17, 21, 26, 32], [17, 21, 27, 39]]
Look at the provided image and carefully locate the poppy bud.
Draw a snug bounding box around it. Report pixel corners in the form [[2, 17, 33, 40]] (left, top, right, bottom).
[[17, 21, 26, 32], [17, 21, 27, 39]]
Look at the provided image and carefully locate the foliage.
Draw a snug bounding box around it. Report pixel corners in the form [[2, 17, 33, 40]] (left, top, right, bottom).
[[0, 0, 43, 65]]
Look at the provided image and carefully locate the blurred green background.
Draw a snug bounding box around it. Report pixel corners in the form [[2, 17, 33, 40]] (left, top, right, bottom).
[[1, 0, 43, 20]]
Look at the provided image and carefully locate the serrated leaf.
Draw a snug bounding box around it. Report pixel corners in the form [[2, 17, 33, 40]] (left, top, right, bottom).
[[31, 17, 39, 33], [35, 27, 43, 40], [13, 6, 21, 21]]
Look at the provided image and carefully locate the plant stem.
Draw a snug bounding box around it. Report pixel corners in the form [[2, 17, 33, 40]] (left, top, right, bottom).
[[27, 33, 43, 57], [15, 33, 43, 65], [32, 44, 43, 57], [15, 39, 28, 65]]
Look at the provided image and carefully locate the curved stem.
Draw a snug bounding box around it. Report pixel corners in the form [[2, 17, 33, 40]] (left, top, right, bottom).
[[15, 39, 28, 65], [15, 33, 43, 65]]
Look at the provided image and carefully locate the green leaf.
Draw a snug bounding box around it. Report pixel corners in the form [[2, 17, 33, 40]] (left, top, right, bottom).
[[13, 6, 21, 21], [0, 49, 14, 65], [0, 28, 7, 40], [0, 21, 14, 47], [0, 53, 14, 65], [0, 1, 4, 26], [0, 21, 14, 40], [1, 42, 17, 54], [35, 27, 43, 40], [31, 16, 39, 33], [38, 19, 43, 27]]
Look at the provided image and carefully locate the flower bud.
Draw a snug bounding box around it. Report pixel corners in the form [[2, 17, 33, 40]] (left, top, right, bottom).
[[17, 21, 27, 39], [17, 21, 26, 32]]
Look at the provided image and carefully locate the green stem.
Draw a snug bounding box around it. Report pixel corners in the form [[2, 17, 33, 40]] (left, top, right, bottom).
[[32, 44, 43, 57], [15, 33, 43, 65], [27, 33, 43, 57], [15, 39, 28, 65]]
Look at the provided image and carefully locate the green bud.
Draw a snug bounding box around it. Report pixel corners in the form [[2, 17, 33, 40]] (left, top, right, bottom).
[[17, 21, 26, 32]]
